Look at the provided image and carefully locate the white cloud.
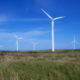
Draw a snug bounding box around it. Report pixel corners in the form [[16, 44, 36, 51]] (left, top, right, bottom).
[[0, 15, 8, 22], [14, 18, 49, 22], [0, 32, 13, 38], [15, 30, 49, 37], [26, 27, 50, 31], [0, 29, 9, 32], [0, 15, 49, 22], [0, 30, 49, 40]]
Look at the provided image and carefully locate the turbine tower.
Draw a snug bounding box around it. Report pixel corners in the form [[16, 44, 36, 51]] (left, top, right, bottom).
[[71, 35, 78, 49], [41, 9, 65, 52], [31, 41, 37, 50], [13, 33, 23, 51]]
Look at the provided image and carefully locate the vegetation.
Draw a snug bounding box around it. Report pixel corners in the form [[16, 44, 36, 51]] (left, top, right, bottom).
[[0, 49, 80, 80]]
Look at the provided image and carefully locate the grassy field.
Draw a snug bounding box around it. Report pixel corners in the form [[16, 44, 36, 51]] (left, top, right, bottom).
[[0, 49, 80, 80]]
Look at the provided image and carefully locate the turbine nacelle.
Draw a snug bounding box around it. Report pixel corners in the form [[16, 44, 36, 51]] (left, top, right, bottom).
[[31, 41, 37, 45], [33, 43, 37, 45], [50, 19, 54, 22], [18, 38, 23, 39], [72, 40, 78, 44]]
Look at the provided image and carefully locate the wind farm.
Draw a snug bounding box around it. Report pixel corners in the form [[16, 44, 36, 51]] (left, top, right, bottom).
[[0, 0, 80, 80]]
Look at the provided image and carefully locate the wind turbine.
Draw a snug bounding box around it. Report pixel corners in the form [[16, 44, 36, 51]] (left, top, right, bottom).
[[41, 9, 65, 52], [71, 35, 78, 49], [31, 41, 37, 50], [13, 33, 23, 51]]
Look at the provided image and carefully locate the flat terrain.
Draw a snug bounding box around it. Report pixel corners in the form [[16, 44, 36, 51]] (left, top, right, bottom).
[[0, 49, 80, 80]]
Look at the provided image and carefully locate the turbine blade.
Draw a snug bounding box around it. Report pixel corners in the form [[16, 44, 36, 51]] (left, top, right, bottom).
[[41, 9, 53, 19], [54, 16, 65, 20], [31, 41, 34, 44], [35, 43, 37, 44], [13, 33, 17, 38], [75, 41, 78, 44], [71, 41, 74, 43], [18, 38, 23, 39]]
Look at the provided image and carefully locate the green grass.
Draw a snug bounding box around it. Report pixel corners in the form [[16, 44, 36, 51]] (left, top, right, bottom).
[[0, 49, 80, 80]]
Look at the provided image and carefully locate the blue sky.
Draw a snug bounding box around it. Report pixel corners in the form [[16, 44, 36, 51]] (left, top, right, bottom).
[[0, 0, 80, 51]]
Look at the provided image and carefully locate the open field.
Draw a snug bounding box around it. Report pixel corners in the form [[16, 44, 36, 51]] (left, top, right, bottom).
[[0, 49, 80, 80]]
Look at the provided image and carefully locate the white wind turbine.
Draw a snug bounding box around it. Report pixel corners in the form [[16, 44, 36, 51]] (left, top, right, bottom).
[[31, 41, 37, 50], [13, 33, 23, 51], [71, 35, 78, 50], [41, 9, 65, 52]]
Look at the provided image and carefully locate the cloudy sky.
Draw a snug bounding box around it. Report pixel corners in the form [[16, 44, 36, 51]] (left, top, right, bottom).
[[0, 0, 80, 51]]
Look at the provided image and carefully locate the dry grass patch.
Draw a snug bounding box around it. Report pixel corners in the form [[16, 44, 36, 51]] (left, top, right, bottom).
[[0, 50, 80, 80]]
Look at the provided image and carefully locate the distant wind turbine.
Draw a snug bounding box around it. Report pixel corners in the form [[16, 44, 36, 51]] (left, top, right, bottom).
[[13, 33, 23, 51], [31, 41, 37, 50], [71, 35, 78, 50], [41, 9, 65, 52]]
